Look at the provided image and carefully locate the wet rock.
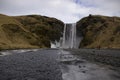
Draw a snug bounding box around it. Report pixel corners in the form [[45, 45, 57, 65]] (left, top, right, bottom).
[[82, 71, 86, 73]]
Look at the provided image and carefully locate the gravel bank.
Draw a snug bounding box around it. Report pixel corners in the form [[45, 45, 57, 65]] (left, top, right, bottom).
[[70, 49, 120, 67], [0, 49, 62, 80], [59, 50, 120, 80]]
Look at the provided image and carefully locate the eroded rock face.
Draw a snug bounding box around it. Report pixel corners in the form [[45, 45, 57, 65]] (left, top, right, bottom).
[[77, 15, 120, 49]]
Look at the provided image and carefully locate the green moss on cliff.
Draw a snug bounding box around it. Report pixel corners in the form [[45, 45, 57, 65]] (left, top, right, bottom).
[[15, 15, 64, 42], [77, 15, 120, 49], [0, 14, 64, 50]]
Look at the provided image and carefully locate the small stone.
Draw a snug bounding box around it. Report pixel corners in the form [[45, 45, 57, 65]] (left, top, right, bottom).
[[82, 71, 86, 73], [78, 65, 81, 68]]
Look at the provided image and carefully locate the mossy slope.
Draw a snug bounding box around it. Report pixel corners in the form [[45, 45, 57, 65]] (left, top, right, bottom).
[[77, 15, 120, 49], [0, 14, 64, 50]]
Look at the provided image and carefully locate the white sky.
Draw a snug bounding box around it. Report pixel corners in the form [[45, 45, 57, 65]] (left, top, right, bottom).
[[0, 0, 120, 23]]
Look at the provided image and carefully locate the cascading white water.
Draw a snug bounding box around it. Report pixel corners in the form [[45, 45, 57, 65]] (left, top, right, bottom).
[[62, 23, 77, 49], [71, 23, 76, 48], [62, 24, 66, 48]]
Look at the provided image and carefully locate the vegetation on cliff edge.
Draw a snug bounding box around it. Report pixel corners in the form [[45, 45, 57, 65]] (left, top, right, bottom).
[[77, 15, 120, 49], [0, 14, 64, 50]]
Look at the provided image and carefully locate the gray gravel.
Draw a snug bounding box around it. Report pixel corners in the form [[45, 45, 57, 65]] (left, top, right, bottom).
[[59, 49, 120, 80], [0, 49, 120, 80], [0, 49, 62, 80], [70, 49, 120, 67]]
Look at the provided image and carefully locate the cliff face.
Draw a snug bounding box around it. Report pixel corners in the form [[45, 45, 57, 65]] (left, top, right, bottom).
[[0, 14, 64, 50], [77, 15, 120, 49], [1, 14, 120, 50], [15, 15, 64, 42]]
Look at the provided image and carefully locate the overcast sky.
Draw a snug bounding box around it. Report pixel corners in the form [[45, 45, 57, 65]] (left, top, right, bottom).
[[0, 0, 120, 23]]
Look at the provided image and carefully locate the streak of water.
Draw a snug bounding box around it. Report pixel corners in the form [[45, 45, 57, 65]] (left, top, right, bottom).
[[62, 23, 77, 48]]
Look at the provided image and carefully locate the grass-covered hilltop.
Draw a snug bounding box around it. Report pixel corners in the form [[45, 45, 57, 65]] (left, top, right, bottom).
[[77, 14, 120, 49], [0, 14, 64, 50], [0, 13, 120, 50]]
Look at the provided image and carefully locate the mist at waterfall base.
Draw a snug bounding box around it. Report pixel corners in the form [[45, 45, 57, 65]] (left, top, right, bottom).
[[51, 23, 82, 49]]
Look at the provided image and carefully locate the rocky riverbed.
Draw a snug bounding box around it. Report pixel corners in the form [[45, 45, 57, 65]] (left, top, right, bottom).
[[0, 49, 120, 80], [0, 49, 62, 80], [59, 49, 120, 80], [70, 49, 120, 67]]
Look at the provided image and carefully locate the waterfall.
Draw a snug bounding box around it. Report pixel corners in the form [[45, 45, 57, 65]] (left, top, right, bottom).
[[62, 23, 77, 49]]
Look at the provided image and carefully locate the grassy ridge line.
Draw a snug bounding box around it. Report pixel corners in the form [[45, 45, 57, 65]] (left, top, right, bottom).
[[0, 14, 64, 50], [0, 14, 38, 49], [77, 15, 120, 49]]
